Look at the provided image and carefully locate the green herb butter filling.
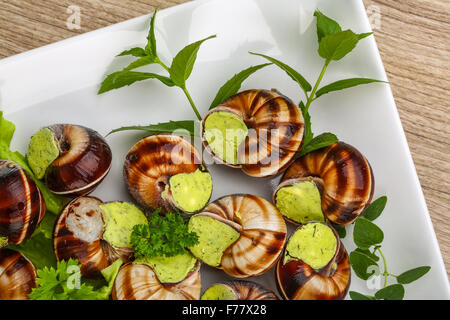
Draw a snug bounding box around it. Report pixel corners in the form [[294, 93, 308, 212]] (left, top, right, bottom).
[[284, 223, 337, 270], [203, 111, 248, 165], [188, 215, 240, 267], [27, 128, 60, 179], [276, 181, 324, 224], [201, 284, 236, 300], [0, 236, 7, 247], [100, 202, 148, 248], [169, 168, 212, 213], [136, 252, 197, 284]]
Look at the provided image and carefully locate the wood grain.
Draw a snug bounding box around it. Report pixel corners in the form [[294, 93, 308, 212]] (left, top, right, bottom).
[[0, 0, 448, 278]]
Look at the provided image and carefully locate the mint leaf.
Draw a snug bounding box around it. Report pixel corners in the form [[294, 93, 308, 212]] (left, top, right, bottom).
[[315, 78, 386, 98], [169, 35, 216, 87], [332, 223, 346, 238], [318, 30, 359, 62], [314, 11, 342, 42], [349, 291, 375, 300], [353, 217, 384, 249], [107, 120, 197, 137], [397, 266, 431, 284], [145, 8, 159, 57], [123, 56, 156, 71], [298, 132, 338, 157], [358, 32, 373, 40], [98, 70, 174, 94], [349, 250, 379, 280], [299, 101, 313, 146], [209, 63, 272, 110], [375, 284, 405, 300], [117, 47, 147, 57], [361, 196, 388, 221], [250, 52, 312, 94], [354, 248, 380, 262]]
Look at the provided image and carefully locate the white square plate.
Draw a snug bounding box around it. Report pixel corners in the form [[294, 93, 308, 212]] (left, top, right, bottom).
[[0, 0, 448, 299]]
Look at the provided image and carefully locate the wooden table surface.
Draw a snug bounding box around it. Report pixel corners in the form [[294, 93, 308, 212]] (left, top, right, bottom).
[[0, 0, 448, 277]]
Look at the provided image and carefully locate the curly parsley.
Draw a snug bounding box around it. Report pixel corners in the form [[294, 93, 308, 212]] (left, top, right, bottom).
[[130, 209, 199, 259]]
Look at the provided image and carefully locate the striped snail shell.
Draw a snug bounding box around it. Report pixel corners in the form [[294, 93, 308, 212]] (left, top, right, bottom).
[[53, 197, 132, 277], [201, 89, 304, 178], [27, 124, 112, 196], [0, 249, 37, 300], [112, 261, 201, 300], [0, 160, 46, 246], [191, 194, 286, 278], [124, 134, 212, 214], [281, 141, 374, 225], [202, 281, 278, 300], [276, 222, 351, 300]]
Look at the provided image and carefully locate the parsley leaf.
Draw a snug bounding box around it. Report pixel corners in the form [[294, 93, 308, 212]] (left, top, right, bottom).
[[130, 209, 199, 259], [29, 259, 123, 300]]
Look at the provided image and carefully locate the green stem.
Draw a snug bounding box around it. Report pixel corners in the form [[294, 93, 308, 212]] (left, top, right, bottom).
[[182, 86, 202, 121], [377, 247, 389, 288], [305, 60, 329, 112], [156, 58, 202, 121]]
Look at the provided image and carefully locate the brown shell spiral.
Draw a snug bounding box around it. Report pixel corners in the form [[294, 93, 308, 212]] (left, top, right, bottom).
[[276, 235, 351, 300], [0, 249, 37, 300], [214, 281, 279, 300], [282, 141, 374, 225], [124, 134, 207, 212], [202, 89, 304, 178], [201, 194, 286, 278], [53, 197, 128, 277], [112, 262, 201, 300], [44, 124, 112, 196], [0, 160, 46, 246]]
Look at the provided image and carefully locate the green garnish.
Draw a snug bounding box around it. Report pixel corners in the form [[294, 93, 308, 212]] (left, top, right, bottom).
[[347, 196, 431, 300], [130, 209, 199, 259], [29, 259, 123, 300], [98, 8, 215, 121], [245, 11, 386, 157]]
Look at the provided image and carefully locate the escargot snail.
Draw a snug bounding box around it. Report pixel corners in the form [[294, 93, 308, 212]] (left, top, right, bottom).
[[53, 196, 148, 277], [124, 133, 213, 214], [188, 194, 286, 278], [26, 124, 112, 196], [201, 89, 304, 178], [0, 249, 37, 300], [202, 280, 278, 300], [276, 141, 374, 225], [0, 160, 46, 247], [112, 258, 201, 300], [276, 222, 350, 300]]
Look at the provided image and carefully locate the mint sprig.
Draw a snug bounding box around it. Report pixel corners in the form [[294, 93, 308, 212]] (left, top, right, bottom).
[[98, 8, 215, 120], [249, 10, 385, 157], [348, 196, 431, 300]]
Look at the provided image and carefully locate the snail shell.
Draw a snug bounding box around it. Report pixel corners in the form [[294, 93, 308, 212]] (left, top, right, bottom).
[[53, 197, 131, 277], [31, 124, 112, 196], [0, 249, 37, 300], [124, 133, 211, 213], [276, 222, 351, 300], [0, 160, 46, 246], [201, 89, 304, 178], [203, 281, 278, 300], [112, 261, 201, 300], [281, 141, 374, 225], [196, 194, 286, 278]]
